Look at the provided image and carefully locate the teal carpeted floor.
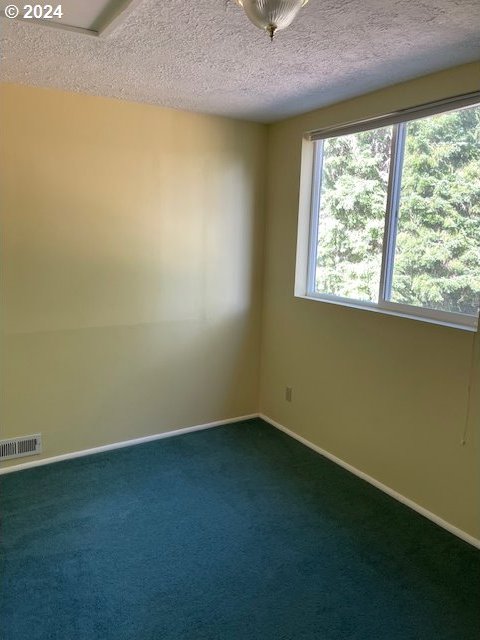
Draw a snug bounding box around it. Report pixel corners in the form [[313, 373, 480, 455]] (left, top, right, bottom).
[[1, 418, 479, 639]]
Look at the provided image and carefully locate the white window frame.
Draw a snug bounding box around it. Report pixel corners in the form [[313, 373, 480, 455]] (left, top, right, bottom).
[[295, 92, 480, 332]]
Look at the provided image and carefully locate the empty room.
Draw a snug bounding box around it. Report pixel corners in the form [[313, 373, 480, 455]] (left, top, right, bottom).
[[1, 1, 479, 638]]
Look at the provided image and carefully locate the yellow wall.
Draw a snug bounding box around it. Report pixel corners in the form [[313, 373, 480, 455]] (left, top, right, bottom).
[[1, 84, 266, 466], [2, 65, 479, 540], [260, 63, 480, 538]]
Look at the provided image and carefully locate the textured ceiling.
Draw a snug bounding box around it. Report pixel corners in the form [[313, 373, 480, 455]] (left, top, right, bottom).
[[1, 0, 479, 122]]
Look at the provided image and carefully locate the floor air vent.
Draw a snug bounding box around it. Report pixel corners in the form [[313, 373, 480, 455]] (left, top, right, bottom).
[[0, 435, 42, 461]]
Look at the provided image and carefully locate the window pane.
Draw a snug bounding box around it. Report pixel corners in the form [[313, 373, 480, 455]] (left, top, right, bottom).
[[389, 106, 480, 315], [314, 127, 392, 302]]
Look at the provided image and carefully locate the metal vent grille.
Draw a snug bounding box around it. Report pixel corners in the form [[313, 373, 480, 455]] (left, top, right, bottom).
[[0, 435, 42, 461]]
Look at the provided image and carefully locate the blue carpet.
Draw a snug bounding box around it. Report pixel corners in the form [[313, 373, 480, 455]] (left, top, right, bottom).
[[1, 418, 479, 639]]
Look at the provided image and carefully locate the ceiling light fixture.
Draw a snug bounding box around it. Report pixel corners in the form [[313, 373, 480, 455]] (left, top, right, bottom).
[[235, 0, 309, 41]]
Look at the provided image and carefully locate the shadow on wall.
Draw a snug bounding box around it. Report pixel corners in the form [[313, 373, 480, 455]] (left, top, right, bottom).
[[1, 88, 266, 461], [4, 153, 262, 335], [2, 312, 260, 459]]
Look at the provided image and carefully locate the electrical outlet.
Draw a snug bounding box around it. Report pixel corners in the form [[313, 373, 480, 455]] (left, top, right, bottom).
[[285, 386, 293, 402]]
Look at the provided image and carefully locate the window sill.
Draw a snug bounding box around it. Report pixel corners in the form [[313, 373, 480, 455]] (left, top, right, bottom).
[[297, 294, 478, 333]]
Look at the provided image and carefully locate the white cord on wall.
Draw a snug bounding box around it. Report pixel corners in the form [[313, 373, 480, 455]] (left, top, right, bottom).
[[461, 309, 480, 446]]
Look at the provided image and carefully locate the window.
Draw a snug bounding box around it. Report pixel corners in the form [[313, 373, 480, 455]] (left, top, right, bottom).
[[297, 95, 480, 330]]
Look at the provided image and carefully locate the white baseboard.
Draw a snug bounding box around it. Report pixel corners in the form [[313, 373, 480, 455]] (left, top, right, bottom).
[[0, 414, 258, 475], [3, 410, 478, 550], [260, 413, 480, 550]]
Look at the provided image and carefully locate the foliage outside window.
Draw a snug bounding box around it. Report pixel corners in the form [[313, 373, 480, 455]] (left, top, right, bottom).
[[306, 100, 480, 328]]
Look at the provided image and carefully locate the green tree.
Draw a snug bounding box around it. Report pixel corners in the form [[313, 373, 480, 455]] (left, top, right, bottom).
[[392, 107, 480, 314], [317, 127, 391, 301], [315, 105, 480, 316]]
